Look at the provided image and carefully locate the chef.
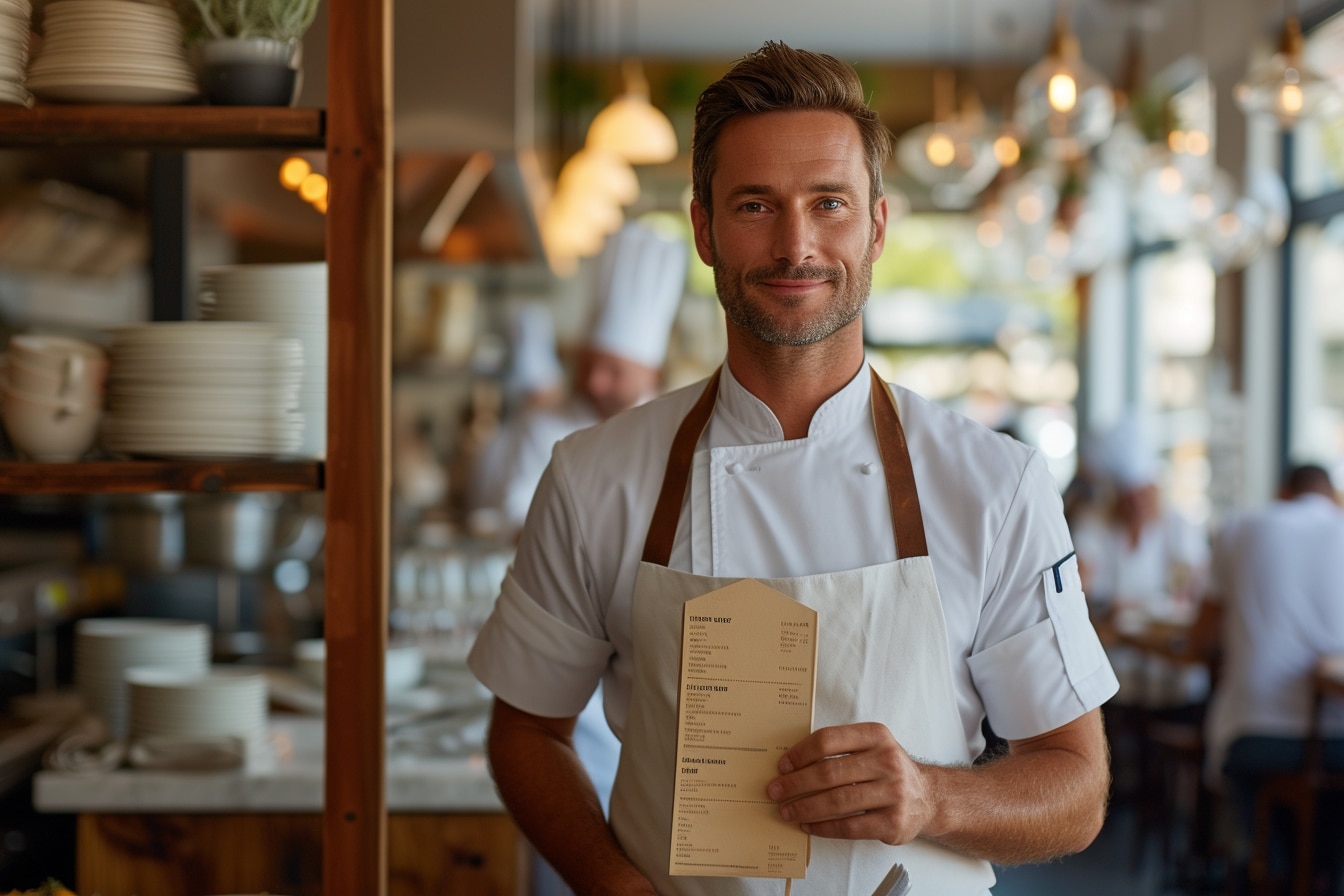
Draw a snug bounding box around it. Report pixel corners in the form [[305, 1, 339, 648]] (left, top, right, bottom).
[[1076, 413, 1210, 708], [468, 42, 1117, 896], [482, 219, 688, 536], [473, 219, 688, 896]]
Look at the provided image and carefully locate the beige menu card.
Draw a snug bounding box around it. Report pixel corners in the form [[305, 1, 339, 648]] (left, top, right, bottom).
[[670, 579, 818, 879]]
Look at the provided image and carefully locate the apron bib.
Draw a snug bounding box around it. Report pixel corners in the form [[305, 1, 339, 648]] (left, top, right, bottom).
[[609, 367, 995, 895]]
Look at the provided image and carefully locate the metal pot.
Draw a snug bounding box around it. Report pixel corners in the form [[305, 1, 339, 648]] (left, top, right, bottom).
[[90, 493, 184, 573], [182, 493, 282, 573]]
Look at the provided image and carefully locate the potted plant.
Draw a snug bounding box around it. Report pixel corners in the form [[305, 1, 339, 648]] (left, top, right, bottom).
[[175, 0, 323, 105]]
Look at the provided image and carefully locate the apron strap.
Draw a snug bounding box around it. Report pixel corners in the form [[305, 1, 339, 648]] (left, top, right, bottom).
[[641, 364, 929, 566], [870, 365, 928, 559], [642, 367, 721, 566]]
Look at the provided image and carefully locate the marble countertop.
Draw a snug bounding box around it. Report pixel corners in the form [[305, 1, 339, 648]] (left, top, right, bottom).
[[33, 712, 505, 814]]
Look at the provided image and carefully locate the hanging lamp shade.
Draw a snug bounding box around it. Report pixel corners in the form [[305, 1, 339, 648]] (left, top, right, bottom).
[[557, 146, 640, 206], [896, 70, 1000, 209], [586, 59, 678, 165], [1014, 10, 1115, 161], [1234, 15, 1341, 128]]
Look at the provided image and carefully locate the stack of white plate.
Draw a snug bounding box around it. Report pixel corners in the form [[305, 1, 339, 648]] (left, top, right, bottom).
[[103, 321, 304, 460], [74, 618, 210, 739], [26, 0, 197, 104], [0, 0, 33, 107], [199, 263, 327, 459], [126, 666, 269, 757]]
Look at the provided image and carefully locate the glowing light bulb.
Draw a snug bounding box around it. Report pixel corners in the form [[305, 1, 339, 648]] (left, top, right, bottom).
[[279, 157, 311, 191], [1168, 130, 1187, 153], [976, 219, 1004, 247], [1047, 73, 1077, 112], [299, 172, 328, 204], [925, 132, 957, 167], [993, 134, 1021, 167], [1015, 193, 1045, 224], [1279, 82, 1305, 116], [1186, 130, 1210, 156]]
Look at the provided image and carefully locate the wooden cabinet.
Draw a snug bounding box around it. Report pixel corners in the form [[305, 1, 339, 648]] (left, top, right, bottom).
[[0, 0, 394, 892], [74, 813, 526, 896]]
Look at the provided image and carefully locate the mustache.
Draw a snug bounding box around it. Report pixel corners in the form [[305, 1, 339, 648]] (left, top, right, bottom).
[[744, 263, 841, 285]]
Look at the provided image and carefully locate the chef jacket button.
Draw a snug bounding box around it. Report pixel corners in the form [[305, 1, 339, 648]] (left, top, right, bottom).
[[860, 462, 875, 475], [726, 462, 742, 475]]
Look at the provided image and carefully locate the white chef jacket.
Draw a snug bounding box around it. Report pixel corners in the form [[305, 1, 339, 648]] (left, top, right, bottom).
[[1204, 493, 1344, 779], [470, 364, 1116, 754], [1083, 510, 1209, 616], [473, 398, 602, 533]]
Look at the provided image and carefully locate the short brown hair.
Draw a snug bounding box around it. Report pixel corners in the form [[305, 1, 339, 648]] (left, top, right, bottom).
[[691, 41, 893, 216]]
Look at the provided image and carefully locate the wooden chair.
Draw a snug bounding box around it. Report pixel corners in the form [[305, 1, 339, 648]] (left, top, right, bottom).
[[1246, 658, 1344, 896]]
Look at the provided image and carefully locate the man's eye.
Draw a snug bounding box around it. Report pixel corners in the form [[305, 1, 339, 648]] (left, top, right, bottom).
[[820, 198, 843, 210], [741, 201, 766, 213]]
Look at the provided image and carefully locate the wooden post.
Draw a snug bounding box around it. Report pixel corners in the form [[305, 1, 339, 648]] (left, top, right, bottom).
[[324, 0, 393, 891]]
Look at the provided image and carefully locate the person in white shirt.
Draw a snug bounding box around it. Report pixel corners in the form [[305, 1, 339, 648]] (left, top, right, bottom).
[[1073, 414, 1210, 709], [1195, 464, 1344, 884], [468, 41, 1117, 896]]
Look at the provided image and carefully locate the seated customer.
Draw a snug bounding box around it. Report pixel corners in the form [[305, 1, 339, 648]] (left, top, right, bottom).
[[1197, 464, 1344, 887]]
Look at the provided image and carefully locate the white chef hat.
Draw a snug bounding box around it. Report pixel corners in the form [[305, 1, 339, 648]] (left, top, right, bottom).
[[587, 220, 688, 369], [1094, 412, 1159, 490], [504, 301, 563, 397]]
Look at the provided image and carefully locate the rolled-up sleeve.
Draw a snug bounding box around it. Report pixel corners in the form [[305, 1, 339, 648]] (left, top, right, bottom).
[[468, 573, 613, 718], [968, 552, 1118, 740]]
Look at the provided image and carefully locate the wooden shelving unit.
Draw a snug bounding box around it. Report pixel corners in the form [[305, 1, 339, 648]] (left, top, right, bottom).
[[0, 1, 392, 891], [0, 460, 324, 494], [0, 106, 325, 148]]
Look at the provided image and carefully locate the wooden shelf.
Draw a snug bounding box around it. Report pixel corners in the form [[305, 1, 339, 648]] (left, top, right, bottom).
[[0, 106, 326, 149], [0, 459, 324, 494]]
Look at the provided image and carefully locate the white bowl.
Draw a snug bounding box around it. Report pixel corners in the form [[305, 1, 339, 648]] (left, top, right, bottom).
[[292, 639, 425, 693], [4, 352, 105, 400], [7, 333, 107, 378], [1, 383, 102, 461]]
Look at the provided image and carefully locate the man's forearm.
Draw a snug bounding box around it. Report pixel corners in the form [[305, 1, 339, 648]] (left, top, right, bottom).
[[919, 709, 1111, 865], [486, 698, 656, 896]]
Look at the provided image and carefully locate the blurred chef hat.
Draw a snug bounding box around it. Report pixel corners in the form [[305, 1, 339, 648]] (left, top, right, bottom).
[[1093, 412, 1159, 490], [587, 220, 688, 369], [504, 301, 563, 397]]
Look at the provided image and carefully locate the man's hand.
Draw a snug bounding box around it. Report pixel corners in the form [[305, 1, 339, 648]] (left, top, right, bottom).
[[766, 722, 934, 845], [765, 710, 1111, 865]]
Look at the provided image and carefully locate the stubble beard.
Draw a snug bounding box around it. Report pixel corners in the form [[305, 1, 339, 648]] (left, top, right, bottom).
[[712, 236, 874, 348]]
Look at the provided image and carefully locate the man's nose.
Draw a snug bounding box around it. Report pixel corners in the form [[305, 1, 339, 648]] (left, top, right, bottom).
[[771, 208, 816, 266]]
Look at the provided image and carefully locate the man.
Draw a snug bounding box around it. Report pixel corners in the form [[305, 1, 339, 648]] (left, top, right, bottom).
[[1196, 464, 1344, 879], [468, 42, 1116, 895]]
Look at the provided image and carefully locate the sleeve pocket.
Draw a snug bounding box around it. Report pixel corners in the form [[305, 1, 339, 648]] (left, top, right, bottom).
[[1043, 553, 1108, 689]]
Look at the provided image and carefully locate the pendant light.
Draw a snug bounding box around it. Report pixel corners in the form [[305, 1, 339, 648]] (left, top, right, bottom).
[[896, 70, 1000, 209], [1234, 0, 1341, 129], [585, 0, 677, 165], [1014, 1, 1115, 161]]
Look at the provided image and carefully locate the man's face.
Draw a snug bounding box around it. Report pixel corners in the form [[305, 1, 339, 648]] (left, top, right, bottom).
[[690, 109, 887, 349], [576, 347, 661, 419]]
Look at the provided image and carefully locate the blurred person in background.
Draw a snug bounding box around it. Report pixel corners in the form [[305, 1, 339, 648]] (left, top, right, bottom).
[[1078, 413, 1210, 710], [1194, 464, 1344, 892], [472, 218, 688, 896], [478, 220, 688, 539], [465, 300, 567, 536]]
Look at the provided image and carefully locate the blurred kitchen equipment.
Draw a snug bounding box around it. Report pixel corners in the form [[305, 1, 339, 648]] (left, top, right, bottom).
[[74, 617, 210, 738], [89, 493, 184, 573], [182, 493, 282, 572]]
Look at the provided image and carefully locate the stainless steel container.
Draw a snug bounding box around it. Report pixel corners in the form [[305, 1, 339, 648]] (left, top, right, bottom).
[[182, 493, 282, 572], [91, 493, 184, 573]]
